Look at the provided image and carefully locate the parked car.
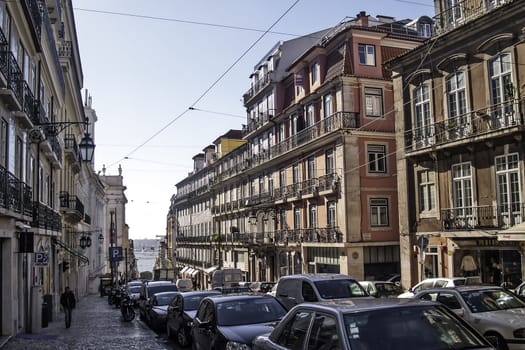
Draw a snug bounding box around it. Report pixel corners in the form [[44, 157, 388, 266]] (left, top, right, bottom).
[[191, 294, 287, 350], [252, 298, 496, 350], [175, 278, 193, 292], [145, 291, 179, 331], [213, 286, 252, 294], [414, 285, 525, 350], [138, 281, 178, 320], [125, 280, 144, 306], [398, 277, 468, 298], [359, 281, 404, 298], [250, 281, 276, 294], [166, 290, 221, 347], [513, 281, 525, 297], [275, 274, 369, 310]]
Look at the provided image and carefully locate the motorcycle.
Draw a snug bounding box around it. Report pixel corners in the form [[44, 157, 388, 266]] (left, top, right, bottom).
[[120, 294, 135, 322]]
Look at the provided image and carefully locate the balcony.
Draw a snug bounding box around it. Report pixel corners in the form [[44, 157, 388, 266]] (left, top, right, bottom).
[[318, 173, 340, 193], [441, 203, 525, 231], [242, 111, 275, 137], [434, 0, 513, 35], [59, 191, 84, 223], [405, 101, 522, 155], [13, 81, 38, 128], [64, 134, 80, 172], [271, 112, 359, 159], [243, 73, 271, 104], [0, 165, 33, 217], [32, 201, 61, 232], [0, 50, 24, 111]]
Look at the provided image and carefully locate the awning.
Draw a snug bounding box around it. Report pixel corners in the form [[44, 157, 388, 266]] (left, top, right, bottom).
[[204, 265, 218, 275], [185, 268, 195, 277], [191, 269, 200, 277], [180, 266, 189, 274], [498, 222, 525, 241]]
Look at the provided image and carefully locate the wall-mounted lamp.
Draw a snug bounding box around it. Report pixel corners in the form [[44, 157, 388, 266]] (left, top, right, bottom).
[[79, 236, 92, 249], [79, 133, 95, 162]]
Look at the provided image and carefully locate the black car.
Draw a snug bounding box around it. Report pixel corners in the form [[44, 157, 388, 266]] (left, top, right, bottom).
[[144, 291, 179, 331], [138, 281, 178, 321], [253, 298, 496, 349], [166, 290, 221, 347], [191, 294, 287, 350]]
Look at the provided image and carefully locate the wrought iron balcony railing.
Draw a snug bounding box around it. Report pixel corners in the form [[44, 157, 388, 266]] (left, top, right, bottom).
[[243, 73, 271, 104], [59, 191, 84, 219], [0, 165, 33, 216], [32, 201, 61, 231], [405, 100, 522, 153], [441, 203, 525, 231]]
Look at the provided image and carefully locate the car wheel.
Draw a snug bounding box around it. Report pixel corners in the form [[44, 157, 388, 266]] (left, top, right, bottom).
[[494, 334, 509, 350], [177, 328, 190, 348]]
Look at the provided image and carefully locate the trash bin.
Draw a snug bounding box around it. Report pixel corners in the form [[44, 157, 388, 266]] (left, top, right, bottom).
[[43, 294, 53, 322], [42, 302, 49, 328]]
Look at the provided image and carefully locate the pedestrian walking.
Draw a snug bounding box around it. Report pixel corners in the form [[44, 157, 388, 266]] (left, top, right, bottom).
[[60, 286, 76, 328]]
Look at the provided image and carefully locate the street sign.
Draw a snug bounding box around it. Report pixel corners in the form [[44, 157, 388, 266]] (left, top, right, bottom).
[[35, 252, 49, 266], [109, 247, 123, 262]]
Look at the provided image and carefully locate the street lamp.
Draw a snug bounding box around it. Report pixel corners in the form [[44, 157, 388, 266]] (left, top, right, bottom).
[[78, 132, 95, 162]]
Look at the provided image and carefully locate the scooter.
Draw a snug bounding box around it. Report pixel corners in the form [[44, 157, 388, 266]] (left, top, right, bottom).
[[120, 294, 135, 322]]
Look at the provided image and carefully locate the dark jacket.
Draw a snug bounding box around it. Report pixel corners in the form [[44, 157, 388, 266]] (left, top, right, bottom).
[[60, 290, 76, 309]]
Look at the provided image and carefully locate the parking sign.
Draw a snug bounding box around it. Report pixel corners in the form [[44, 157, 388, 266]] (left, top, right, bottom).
[[109, 247, 123, 262], [35, 252, 49, 266]]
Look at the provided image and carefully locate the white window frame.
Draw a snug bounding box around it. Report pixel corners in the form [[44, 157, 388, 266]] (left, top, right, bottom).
[[489, 53, 514, 126], [495, 153, 522, 227], [367, 144, 387, 174], [446, 71, 468, 127], [418, 169, 436, 215], [452, 162, 474, 227], [311, 62, 319, 84], [413, 83, 434, 147], [358, 44, 375, 66], [365, 87, 383, 117], [370, 198, 389, 227]]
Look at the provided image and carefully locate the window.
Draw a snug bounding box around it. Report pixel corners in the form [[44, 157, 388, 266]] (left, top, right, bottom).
[[293, 163, 299, 184], [276, 311, 313, 349], [413, 84, 433, 146], [489, 53, 514, 126], [446, 71, 467, 126], [367, 144, 386, 173], [307, 156, 315, 179], [15, 136, 22, 178], [445, 0, 462, 25], [418, 22, 432, 37], [279, 168, 286, 189], [325, 149, 334, 175], [280, 209, 287, 230], [365, 87, 383, 117], [306, 104, 314, 127], [311, 62, 319, 84], [418, 170, 436, 213], [327, 201, 336, 227], [294, 207, 301, 229], [309, 204, 317, 228], [323, 94, 333, 118], [452, 162, 473, 226], [358, 44, 375, 66], [308, 314, 340, 350], [496, 153, 521, 227], [370, 198, 389, 226]]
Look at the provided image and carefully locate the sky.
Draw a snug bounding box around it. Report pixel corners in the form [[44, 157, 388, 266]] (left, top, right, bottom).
[[72, 0, 434, 239]]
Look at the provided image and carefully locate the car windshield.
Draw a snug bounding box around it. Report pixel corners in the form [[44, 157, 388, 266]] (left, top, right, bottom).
[[185, 295, 211, 310], [375, 283, 403, 296], [155, 293, 178, 306], [460, 289, 525, 313], [149, 284, 177, 296], [314, 279, 368, 299], [128, 286, 141, 293], [217, 298, 286, 326], [343, 305, 488, 349]]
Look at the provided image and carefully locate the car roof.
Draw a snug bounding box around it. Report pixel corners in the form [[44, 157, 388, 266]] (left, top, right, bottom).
[[205, 293, 277, 303], [299, 298, 439, 313], [415, 285, 504, 294], [146, 281, 176, 286], [279, 274, 356, 281], [182, 290, 221, 298], [153, 291, 180, 297]]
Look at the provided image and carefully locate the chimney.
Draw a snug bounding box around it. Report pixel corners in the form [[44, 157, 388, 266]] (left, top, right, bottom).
[[356, 11, 368, 27]]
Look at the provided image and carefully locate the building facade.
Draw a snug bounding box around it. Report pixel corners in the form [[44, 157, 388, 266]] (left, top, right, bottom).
[[169, 12, 431, 286], [0, 0, 104, 336], [389, 0, 525, 290]]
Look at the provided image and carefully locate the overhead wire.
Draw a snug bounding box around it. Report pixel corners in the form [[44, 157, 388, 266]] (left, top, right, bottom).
[[105, 0, 301, 169]]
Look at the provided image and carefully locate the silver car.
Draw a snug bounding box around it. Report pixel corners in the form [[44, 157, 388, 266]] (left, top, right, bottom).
[[414, 285, 525, 350], [253, 298, 494, 349]]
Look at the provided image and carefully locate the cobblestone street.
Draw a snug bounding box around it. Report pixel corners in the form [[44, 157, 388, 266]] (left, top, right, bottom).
[[1, 294, 171, 350]]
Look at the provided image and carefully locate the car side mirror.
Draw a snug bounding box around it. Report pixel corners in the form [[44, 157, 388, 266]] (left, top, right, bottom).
[[198, 320, 211, 329], [456, 309, 465, 317]]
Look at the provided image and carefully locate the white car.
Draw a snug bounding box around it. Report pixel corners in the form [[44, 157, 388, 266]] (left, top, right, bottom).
[[414, 285, 525, 350], [398, 277, 467, 298]]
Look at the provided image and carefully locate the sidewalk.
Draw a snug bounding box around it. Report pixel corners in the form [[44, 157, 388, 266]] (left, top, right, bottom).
[[1, 294, 171, 350]]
